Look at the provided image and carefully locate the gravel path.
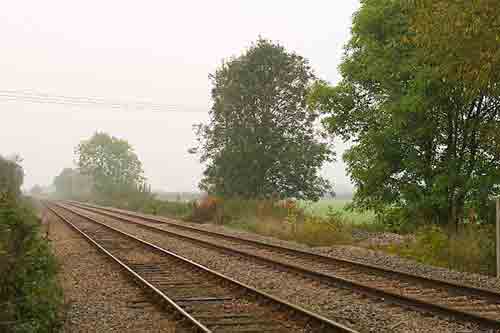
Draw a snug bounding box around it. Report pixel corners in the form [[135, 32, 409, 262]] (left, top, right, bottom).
[[45, 209, 183, 333], [64, 204, 493, 333]]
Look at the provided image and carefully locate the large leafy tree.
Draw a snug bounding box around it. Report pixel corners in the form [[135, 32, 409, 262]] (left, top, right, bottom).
[[75, 132, 146, 198], [408, 0, 500, 91], [309, 0, 500, 224], [193, 39, 332, 200]]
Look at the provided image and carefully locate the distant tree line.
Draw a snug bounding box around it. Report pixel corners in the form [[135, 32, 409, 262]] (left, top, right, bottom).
[[53, 132, 152, 207], [53, 168, 92, 199]]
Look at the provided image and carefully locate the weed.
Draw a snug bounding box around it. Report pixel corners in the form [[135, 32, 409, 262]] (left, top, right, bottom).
[[383, 224, 496, 276], [0, 198, 63, 332], [219, 199, 353, 247]]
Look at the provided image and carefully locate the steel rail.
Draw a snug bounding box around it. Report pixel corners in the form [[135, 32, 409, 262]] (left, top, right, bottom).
[[50, 202, 358, 333], [45, 203, 212, 333], [67, 200, 500, 330], [70, 200, 500, 296]]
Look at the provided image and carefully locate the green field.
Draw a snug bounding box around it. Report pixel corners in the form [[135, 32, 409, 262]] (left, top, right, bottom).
[[300, 199, 375, 224]]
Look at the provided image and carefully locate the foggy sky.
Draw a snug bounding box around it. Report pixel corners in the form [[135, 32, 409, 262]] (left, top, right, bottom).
[[1, 0, 359, 193]]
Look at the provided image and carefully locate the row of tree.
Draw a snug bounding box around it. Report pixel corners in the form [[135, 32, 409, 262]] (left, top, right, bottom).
[[53, 132, 149, 204], [192, 0, 499, 225], [52, 0, 499, 226]]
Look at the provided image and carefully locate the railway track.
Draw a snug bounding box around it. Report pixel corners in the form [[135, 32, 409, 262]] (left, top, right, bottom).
[[46, 202, 356, 333], [64, 200, 500, 330]]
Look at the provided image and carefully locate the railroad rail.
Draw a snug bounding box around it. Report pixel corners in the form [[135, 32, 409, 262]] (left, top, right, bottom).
[[65, 200, 500, 330], [46, 202, 356, 333]]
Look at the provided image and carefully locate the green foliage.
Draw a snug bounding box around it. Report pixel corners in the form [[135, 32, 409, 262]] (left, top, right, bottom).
[[213, 198, 289, 224], [115, 197, 192, 220], [309, 0, 500, 225], [154, 191, 201, 202], [408, 0, 500, 92], [53, 168, 92, 200], [53, 168, 75, 198], [300, 199, 376, 225], [239, 210, 351, 247], [194, 198, 353, 247], [0, 157, 62, 332], [193, 38, 333, 201], [150, 200, 192, 218], [386, 224, 496, 276], [0, 155, 24, 201], [75, 132, 146, 198], [0, 201, 63, 333]]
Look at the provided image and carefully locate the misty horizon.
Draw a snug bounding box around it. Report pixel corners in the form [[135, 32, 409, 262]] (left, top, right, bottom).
[[1, 0, 359, 194]]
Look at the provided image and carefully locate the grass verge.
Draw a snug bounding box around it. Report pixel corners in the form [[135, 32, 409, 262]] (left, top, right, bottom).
[[378, 224, 496, 276], [211, 198, 353, 247], [0, 198, 63, 333], [99, 195, 498, 277]]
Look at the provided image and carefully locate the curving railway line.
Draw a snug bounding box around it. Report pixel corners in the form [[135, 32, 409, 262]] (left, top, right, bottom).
[[61, 200, 500, 331], [46, 202, 356, 333]]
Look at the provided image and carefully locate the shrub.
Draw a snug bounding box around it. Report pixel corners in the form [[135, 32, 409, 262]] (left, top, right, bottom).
[[0, 199, 63, 332], [103, 195, 354, 247], [153, 200, 192, 219], [189, 196, 219, 222], [385, 224, 496, 275], [0, 156, 23, 201], [90, 191, 193, 220], [292, 214, 353, 246], [218, 199, 352, 247], [219, 198, 289, 222]]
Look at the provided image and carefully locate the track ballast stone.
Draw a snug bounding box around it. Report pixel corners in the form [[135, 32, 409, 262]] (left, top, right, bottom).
[[45, 209, 182, 333], [64, 204, 492, 333]]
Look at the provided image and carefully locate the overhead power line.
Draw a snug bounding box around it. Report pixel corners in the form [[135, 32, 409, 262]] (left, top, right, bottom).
[[0, 89, 208, 113]]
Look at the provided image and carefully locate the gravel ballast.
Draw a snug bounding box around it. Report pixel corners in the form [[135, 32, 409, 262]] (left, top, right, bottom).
[[45, 209, 182, 333], [81, 204, 500, 293], [63, 204, 493, 333]]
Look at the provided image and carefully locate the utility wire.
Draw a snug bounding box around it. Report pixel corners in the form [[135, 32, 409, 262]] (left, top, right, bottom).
[[0, 89, 208, 113]]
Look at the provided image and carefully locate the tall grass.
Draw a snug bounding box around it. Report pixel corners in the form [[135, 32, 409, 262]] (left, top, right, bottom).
[[382, 224, 496, 276], [103, 192, 498, 276], [209, 198, 353, 247], [115, 196, 354, 247], [92, 193, 193, 220], [300, 199, 376, 224], [0, 198, 63, 332]]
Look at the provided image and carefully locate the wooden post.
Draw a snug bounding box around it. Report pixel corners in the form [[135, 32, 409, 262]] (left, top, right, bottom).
[[497, 198, 500, 278]]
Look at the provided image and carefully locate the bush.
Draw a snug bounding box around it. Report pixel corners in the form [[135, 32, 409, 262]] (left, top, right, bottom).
[[214, 198, 352, 247], [291, 213, 353, 246], [88, 190, 193, 220], [188, 196, 219, 222], [385, 224, 496, 275], [102, 195, 354, 247], [0, 156, 24, 201], [0, 199, 63, 332], [151, 200, 192, 219]]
